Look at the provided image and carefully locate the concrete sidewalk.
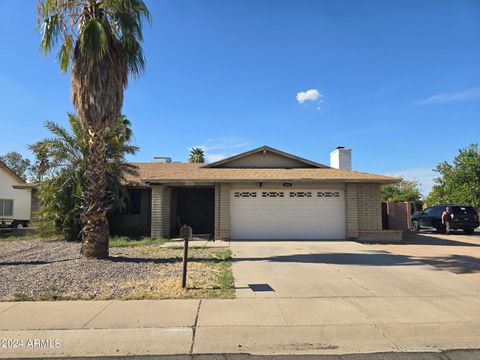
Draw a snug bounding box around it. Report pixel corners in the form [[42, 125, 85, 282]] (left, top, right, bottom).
[[1, 296, 480, 358]]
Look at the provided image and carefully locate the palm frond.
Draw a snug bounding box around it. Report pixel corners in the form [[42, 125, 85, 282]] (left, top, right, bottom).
[[79, 19, 109, 61], [38, 0, 150, 77], [56, 34, 73, 72]]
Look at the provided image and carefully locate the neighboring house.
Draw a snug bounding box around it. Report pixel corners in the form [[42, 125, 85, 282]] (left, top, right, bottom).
[[110, 146, 400, 241], [0, 161, 32, 228]]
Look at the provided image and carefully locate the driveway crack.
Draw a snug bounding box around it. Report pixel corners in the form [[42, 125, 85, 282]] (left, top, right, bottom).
[[0, 303, 19, 315], [80, 300, 114, 329], [190, 299, 202, 354], [275, 299, 289, 326]]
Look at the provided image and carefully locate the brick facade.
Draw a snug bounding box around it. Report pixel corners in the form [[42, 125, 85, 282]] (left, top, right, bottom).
[[345, 184, 359, 239], [345, 183, 383, 239], [214, 183, 231, 240], [151, 185, 172, 238], [357, 183, 382, 231]]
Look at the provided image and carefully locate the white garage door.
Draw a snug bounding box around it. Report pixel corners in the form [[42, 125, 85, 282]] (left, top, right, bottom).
[[230, 189, 346, 240]]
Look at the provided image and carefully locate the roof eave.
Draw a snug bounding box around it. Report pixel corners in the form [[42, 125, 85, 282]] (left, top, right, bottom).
[[12, 183, 38, 189], [143, 178, 399, 185]]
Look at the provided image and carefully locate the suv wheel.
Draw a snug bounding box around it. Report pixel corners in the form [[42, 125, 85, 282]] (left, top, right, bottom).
[[411, 220, 420, 232], [16, 222, 24, 229], [463, 228, 475, 235]]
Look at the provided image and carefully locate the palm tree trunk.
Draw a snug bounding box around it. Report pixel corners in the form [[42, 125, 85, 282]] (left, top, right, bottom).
[[81, 125, 109, 258]]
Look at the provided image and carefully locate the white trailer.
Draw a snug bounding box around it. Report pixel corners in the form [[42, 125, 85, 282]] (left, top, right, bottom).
[[0, 161, 31, 228]]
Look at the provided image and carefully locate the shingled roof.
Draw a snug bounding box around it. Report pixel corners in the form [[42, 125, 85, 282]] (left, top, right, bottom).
[[124, 162, 399, 185]]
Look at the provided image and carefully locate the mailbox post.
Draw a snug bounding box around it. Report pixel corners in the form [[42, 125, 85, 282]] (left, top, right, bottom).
[[180, 225, 192, 288]]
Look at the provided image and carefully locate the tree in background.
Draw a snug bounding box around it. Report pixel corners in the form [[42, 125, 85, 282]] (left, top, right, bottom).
[[381, 178, 423, 205], [29, 147, 50, 182], [425, 143, 480, 208], [30, 113, 138, 242], [0, 151, 31, 181], [189, 148, 205, 163], [37, 0, 150, 258]]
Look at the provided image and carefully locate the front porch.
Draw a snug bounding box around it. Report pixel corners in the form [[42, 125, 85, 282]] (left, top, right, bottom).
[[150, 183, 231, 240]]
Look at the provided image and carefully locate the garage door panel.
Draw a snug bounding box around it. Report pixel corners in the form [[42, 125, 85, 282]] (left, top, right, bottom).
[[230, 190, 345, 240]]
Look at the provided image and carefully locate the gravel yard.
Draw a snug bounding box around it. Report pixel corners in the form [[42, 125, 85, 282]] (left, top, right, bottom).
[[0, 239, 234, 301]]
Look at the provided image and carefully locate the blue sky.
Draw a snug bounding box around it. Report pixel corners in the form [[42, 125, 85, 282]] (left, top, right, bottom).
[[1, 0, 479, 194]]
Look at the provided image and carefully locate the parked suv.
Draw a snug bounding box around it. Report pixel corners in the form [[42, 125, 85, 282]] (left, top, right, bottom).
[[411, 205, 479, 234]]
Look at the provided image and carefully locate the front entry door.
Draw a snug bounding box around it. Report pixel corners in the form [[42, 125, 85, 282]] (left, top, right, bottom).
[[176, 188, 215, 235]]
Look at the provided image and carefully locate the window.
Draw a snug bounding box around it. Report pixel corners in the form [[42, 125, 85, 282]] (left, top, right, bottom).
[[234, 192, 257, 198], [289, 191, 312, 198], [0, 199, 13, 217], [126, 190, 141, 214], [423, 207, 433, 215], [262, 191, 284, 198], [452, 206, 477, 215], [317, 191, 340, 198]]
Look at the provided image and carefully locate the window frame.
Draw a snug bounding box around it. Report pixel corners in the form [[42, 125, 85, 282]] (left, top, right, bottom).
[[0, 199, 14, 217]]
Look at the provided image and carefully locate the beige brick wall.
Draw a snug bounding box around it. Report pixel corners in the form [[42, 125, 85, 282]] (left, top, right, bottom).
[[151, 185, 172, 238], [357, 183, 382, 231], [345, 184, 359, 239], [345, 183, 382, 239], [214, 183, 231, 240]]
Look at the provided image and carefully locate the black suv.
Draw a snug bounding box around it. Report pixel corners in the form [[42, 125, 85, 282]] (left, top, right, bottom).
[[411, 205, 479, 234]]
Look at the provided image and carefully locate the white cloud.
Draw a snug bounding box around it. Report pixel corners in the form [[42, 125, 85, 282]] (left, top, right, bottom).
[[296, 89, 322, 104], [415, 87, 480, 105], [386, 167, 437, 196], [188, 137, 249, 164], [206, 153, 226, 163], [190, 138, 249, 153]]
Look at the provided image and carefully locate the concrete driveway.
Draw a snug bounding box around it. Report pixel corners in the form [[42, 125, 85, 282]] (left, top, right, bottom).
[[187, 240, 480, 354], [373, 231, 480, 281], [230, 240, 480, 298]]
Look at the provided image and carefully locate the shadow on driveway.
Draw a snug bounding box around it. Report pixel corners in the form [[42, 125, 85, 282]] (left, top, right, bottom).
[[232, 244, 480, 276], [404, 233, 480, 247]]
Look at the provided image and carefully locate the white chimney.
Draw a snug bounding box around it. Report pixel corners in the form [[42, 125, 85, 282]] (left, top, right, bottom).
[[330, 146, 352, 170]]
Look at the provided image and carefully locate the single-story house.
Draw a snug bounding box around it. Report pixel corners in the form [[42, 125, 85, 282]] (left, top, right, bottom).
[[0, 161, 32, 228], [110, 146, 399, 241]]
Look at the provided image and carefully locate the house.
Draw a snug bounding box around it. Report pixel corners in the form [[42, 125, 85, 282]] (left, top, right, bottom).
[[109, 146, 400, 241], [0, 161, 32, 228]]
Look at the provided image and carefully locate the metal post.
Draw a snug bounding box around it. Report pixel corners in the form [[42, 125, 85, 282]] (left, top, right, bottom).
[[180, 225, 192, 289], [182, 236, 188, 288]]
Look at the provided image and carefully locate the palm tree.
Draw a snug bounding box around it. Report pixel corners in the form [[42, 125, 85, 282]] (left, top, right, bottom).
[[188, 148, 205, 163], [30, 113, 138, 242], [37, 0, 150, 258]]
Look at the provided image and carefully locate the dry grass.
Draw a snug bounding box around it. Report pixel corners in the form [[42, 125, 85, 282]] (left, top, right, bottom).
[[109, 236, 167, 247], [105, 246, 235, 300], [1, 239, 234, 301]]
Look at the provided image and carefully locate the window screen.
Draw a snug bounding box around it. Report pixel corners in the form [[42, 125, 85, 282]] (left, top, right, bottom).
[[0, 199, 13, 217]]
